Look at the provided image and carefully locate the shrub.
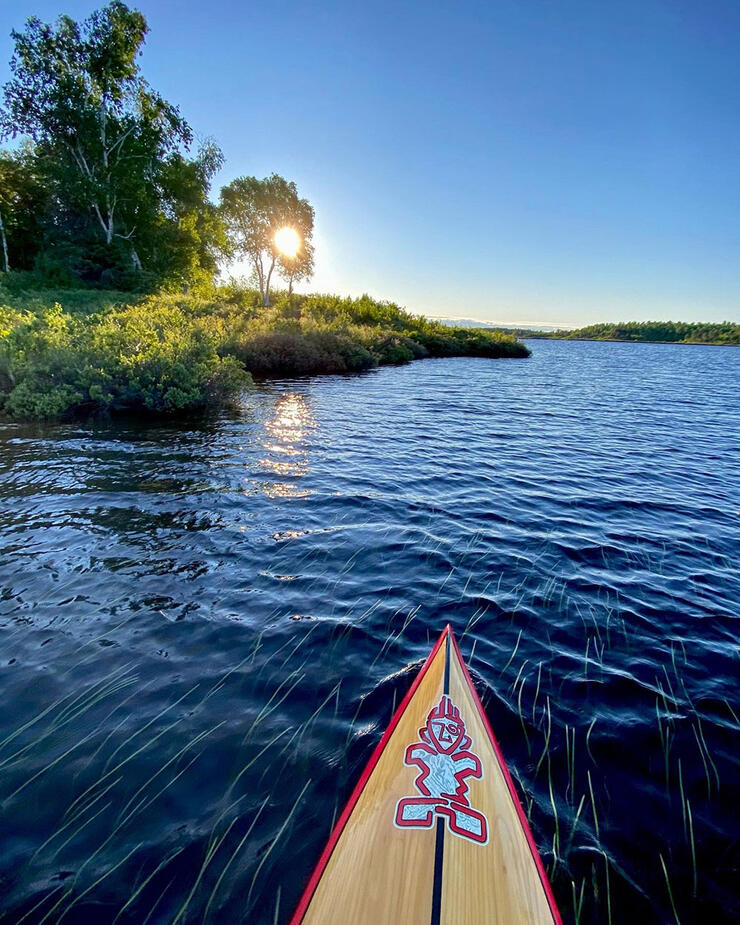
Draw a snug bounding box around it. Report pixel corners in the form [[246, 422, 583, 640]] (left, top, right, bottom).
[[0, 284, 530, 420], [0, 301, 251, 419], [413, 323, 530, 358], [230, 331, 375, 376], [0, 276, 142, 315], [352, 328, 427, 364]]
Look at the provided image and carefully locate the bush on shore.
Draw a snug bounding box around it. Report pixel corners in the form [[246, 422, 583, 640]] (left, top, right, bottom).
[[229, 331, 375, 376], [0, 281, 529, 420], [0, 301, 250, 418]]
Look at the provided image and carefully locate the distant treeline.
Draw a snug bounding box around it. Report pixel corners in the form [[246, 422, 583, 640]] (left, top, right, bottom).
[[507, 321, 740, 346], [0, 282, 529, 420]]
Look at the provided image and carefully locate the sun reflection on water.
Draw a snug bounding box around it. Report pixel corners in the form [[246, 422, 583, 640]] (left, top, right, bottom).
[[253, 393, 316, 498]]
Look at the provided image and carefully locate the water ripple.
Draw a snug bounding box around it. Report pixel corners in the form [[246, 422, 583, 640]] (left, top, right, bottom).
[[0, 341, 738, 923]]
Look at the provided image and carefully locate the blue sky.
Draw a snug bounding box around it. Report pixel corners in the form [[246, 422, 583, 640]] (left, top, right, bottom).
[[2, 0, 739, 326]]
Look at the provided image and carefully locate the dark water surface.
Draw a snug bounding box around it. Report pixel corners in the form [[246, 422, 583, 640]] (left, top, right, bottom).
[[1, 340, 738, 923]]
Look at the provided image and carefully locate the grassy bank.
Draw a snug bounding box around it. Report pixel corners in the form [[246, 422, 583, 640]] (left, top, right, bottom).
[[0, 281, 529, 420]]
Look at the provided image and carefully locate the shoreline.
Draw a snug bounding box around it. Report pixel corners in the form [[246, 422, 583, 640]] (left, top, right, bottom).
[[0, 287, 529, 421], [525, 336, 739, 347]]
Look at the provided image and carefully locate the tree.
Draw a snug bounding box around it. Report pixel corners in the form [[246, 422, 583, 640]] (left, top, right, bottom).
[[133, 139, 227, 289], [219, 174, 314, 305], [0, 2, 217, 283], [279, 239, 315, 297], [0, 144, 47, 272]]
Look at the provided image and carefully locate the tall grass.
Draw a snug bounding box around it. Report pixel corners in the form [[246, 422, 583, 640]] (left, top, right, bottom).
[[1, 546, 732, 923]]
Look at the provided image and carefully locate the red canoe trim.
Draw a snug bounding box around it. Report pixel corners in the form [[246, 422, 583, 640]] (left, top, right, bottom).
[[289, 627, 450, 925], [449, 630, 563, 925]]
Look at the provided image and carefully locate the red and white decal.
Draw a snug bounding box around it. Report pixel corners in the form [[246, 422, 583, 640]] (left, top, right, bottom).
[[395, 694, 488, 844]]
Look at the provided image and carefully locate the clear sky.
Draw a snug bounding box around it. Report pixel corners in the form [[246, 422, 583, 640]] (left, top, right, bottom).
[[2, 0, 739, 326]]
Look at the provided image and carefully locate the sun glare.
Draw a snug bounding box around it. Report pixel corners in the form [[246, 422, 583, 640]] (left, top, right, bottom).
[[274, 226, 300, 258]]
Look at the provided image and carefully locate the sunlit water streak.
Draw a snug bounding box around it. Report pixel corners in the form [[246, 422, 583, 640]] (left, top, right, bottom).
[[0, 340, 738, 923]]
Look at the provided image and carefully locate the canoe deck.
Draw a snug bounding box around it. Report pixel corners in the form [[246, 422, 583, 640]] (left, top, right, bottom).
[[291, 626, 561, 924]]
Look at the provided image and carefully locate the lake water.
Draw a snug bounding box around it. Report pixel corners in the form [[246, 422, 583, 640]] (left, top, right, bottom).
[[1, 339, 738, 923]]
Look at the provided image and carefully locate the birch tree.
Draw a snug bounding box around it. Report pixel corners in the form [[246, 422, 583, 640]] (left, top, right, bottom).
[[0, 2, 191, 272], [219, 174, 315, 306], [279, 240, 315, 297]]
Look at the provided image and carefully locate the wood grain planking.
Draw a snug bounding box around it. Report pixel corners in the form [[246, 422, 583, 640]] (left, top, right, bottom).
[[441, 642, 557, 924], [300, 638, 447, 924]]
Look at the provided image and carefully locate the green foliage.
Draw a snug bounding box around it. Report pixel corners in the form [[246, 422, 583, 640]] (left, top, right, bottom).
[[230, 331, 375, 376], [89, 301, 248, 411], [498, 321, 740, 346], [0, 275, 141, 313], [298, 292, 415, 330], [560, 321, 740, 345], [0, 144, 47, 270], [356, 331, 422, 364], [0, 281, 529, 420], [0, 296, 250, 418], [0, 3, 224, 290], [219, 289, 529, 373]]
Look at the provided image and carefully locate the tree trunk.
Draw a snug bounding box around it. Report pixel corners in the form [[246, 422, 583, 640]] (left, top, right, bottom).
[[0, 211, 9, 273], [252, 253, 266, 305], [288, 276, 294, 298], [131, 246, 143, 271], [263, 256, 276, 306]]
